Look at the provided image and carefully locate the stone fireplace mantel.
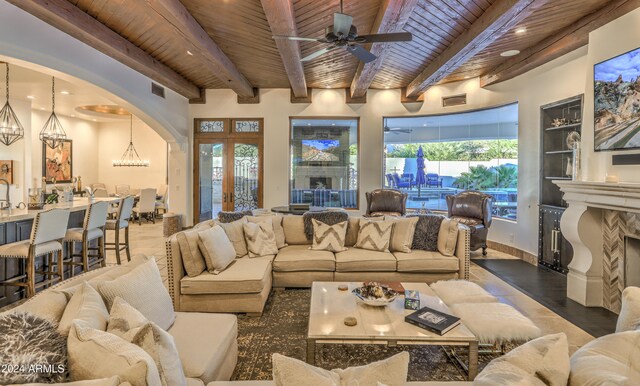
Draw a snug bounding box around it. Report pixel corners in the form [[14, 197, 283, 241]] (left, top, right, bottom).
[[555, 180, 640, 310]]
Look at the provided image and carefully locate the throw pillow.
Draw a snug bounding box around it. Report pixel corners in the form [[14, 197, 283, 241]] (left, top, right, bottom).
[[97, 258, 175, 331], [355, 219, 394, 252], [272, 352, 409, 386], [409, 214, 445, 251], [474, 333, 570, 386], [244, 221, 278, 257], [616, 286, 640, 332], [0, 313, 68, 384], [108, 298, 186, 386], [219, 217, 249, 257], [248, 215, 288, 249], [310, 219, 348, 253], [15, 290, 68, 325], [67, 321, 162, 386], [58, 281, 109, 336], [175, 229, 206, 277], [437, 218, 459, 257], [217, 210, 252, 223], [385, 216, 418, 253], [197, 225, 237, 274]]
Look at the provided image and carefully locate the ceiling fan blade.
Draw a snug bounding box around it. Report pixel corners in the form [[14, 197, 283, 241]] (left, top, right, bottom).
[[272, 35, 323, 42], [333, 12, 353, 36], [347, 45, 377, 63], [301, 46, 335, 62], [357, 32, 412, 43]]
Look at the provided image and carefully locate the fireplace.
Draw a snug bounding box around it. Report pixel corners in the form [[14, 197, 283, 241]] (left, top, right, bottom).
[[310, 177, 331, 189], [625, 236, 640, 288]]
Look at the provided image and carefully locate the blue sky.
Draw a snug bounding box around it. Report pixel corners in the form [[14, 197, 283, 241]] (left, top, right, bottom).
[[595, 48, 640, 82], [303, 140, 340, 150]]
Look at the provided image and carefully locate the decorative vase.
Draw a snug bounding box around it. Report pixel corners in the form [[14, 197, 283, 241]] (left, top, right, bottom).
[[572, 143, 581, 181]]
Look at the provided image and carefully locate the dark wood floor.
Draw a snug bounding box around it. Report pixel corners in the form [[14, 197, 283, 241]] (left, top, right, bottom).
[[472, 259, 617, 338]]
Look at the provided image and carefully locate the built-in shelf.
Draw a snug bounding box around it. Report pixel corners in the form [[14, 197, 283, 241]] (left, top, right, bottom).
[[545, 150, 573, 155], [544, 122, 582, 131], [545, 176, 572, 180]]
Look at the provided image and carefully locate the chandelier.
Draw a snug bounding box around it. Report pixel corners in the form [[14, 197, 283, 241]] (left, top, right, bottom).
[[113, 114, 149, 167], [0, 63, 24, 146], [39, 77, 67, 149]]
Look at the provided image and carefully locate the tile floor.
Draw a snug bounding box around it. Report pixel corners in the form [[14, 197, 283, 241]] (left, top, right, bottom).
[[112, 222, 595, 354]]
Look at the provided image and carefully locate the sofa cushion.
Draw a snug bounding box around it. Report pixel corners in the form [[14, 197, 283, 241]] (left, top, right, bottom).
[[58, 282, 109, 336], [168, 312, 238, 383], [616, 286, 640, 333], [219, 218, 249, 258], [355, 219, 394, 252], [180, 256, 272, 295], [282, 215, 310, 245], [386, 216, 419, 253], [345, 216, 382, 247], [244, 222, 278, 257], [198, 226, 237, 274], [310, 219, 348, 253], [409, 214, 445, 251], [569, 329, 640, 385], [187, 378, 205, 386], [248, 215, 287, 249], [273, 245, 335, 272], [14, 289, 68, 325], [176, 230, 207, 277], [393, 250, 459, 273], [437, 218, 459, 257], [335, 248, 397, 272]]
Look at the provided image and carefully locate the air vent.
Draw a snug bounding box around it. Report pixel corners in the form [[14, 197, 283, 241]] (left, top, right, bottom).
[[151, 83, 165, 98], [442, 94, 466, 107]]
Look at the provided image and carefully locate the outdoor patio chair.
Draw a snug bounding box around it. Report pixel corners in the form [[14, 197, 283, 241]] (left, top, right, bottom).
[[391, 173, 412, 189], [385, 173, 395, 188], [425, 173, 442, 188]]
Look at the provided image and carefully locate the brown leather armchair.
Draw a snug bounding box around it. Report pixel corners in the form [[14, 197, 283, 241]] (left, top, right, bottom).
[[446, 191, 493, 255], [365, 189, 408, 217]]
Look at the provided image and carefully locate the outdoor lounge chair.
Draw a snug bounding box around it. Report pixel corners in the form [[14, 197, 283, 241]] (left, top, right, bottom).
[[425, 173, 442, 188]]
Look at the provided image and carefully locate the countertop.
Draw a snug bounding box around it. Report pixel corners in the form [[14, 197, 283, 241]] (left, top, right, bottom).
[[0, 197, 119, 224]]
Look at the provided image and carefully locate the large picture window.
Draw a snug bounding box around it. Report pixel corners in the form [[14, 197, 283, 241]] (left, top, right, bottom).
[[383, 103, 518, 219], [290, 118, 359, 209]]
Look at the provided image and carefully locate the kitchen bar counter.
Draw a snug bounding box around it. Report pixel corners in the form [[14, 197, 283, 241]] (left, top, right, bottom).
[[0, 197, 118, 224]]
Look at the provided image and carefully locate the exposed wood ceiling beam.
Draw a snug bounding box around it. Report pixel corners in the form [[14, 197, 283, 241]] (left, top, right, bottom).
[[349, 0, 419, 99], [481, 0, 640, 87], [405, 0, 542, 98], [261, 0, 307, 98], [146, 0, 255, 98], [6, 0, 201, 99]]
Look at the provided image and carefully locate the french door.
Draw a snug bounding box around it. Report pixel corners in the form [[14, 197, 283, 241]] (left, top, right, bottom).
[[194, 118, 263, 223]]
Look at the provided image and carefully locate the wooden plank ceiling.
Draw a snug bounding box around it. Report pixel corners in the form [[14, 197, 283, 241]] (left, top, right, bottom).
[[16, 0, 637, 99]]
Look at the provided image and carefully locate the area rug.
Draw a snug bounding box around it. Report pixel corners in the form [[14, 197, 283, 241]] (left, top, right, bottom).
[[232, 289, 507, 381]]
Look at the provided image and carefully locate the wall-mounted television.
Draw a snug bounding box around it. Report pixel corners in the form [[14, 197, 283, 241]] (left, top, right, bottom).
[[301, 139, 340, 162], [594, 46, 640, 151]]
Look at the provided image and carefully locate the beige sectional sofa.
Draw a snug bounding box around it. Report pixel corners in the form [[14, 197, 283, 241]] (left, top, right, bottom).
[[166, 215, 470, 315]]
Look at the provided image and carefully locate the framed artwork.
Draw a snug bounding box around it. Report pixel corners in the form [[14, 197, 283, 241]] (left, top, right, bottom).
[[0, 160, 13, 184], [594, 46, 640, 151], [43, 140, 73, 183]]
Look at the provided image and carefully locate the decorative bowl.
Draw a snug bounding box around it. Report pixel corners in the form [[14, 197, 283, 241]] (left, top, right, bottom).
[[352, 283, 399, 307]]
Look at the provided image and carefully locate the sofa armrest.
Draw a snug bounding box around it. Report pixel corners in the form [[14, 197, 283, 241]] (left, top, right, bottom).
[[455, 224, 470, 280], [165, 235, 185, 311]]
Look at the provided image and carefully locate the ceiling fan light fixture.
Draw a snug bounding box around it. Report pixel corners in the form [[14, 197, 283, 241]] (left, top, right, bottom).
[[0, 64, 25, 146], [39, 77, 67, 149]]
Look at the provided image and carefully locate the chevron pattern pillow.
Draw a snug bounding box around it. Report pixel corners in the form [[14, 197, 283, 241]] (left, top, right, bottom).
[[355, 219, 395, 252], [310, 219, 348, 253], [243, 222, 278, 257]]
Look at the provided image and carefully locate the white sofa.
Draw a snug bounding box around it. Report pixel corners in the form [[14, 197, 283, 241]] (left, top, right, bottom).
[[166, 215, 471, 315], [4, 255, 238, 386]]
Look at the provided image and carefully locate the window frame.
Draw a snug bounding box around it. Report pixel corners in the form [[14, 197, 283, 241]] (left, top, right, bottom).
[[288, 116, 360, 210]]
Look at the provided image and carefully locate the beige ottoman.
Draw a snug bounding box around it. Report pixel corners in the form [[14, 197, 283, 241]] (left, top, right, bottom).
[[430, 279, 498, 305]]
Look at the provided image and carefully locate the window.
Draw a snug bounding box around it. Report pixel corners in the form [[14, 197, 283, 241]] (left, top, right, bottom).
[[383, 103, 518, 220], [290, 118, 359, 209]]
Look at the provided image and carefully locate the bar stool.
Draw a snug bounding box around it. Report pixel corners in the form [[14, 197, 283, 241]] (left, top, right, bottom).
[[63, 201, 109, 276], [0, 209, 70, 298], [105, 195, 135, 265]]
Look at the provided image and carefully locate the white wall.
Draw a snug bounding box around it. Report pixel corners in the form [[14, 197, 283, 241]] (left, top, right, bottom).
[[30, 110, 100, 191], [582, 7, 640, 182], [98, 119, 167, 193], [189, 47, 588, 254]]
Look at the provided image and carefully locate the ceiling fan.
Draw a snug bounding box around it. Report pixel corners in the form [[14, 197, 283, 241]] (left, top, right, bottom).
[[384, 119, 413, 135], [273, 0, 412, 63]]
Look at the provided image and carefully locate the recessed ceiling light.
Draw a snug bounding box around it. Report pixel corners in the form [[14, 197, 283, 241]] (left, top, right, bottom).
[[515, 27, 527, 34], [60, 90, 70, 95], [26, 95, 35, 99], [500, 50, 520, 57], [186, 50, 193, 56]]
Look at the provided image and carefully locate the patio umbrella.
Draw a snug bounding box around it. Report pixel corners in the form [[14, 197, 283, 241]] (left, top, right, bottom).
[[416, 145, 426, 197]]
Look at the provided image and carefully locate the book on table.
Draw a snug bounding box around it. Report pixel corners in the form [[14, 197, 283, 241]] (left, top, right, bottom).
[[405, 306, 461, 335]]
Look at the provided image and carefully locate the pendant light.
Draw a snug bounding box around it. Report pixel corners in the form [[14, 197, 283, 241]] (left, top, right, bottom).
[[113, 114, 149, 167], [0, 63, 24, 146], [39, 77, 67, 149]]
